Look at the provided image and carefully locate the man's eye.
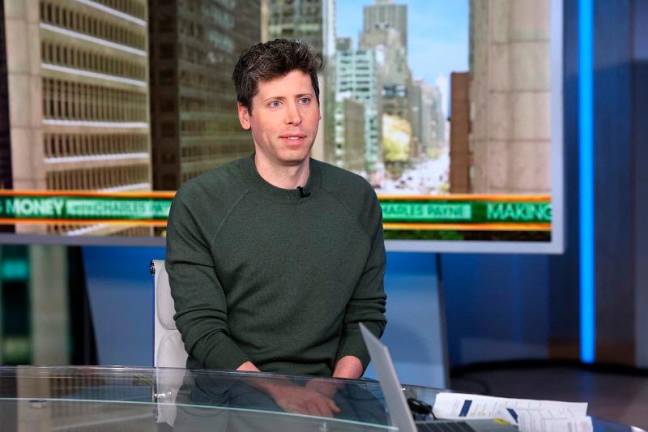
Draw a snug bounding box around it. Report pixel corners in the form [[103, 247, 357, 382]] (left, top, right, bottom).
[[298, 97, 311, 105], [268, 100, 282, 108]]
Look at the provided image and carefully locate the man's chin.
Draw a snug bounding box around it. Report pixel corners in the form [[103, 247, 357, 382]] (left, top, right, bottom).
[[277, 149, 312, 165], [280, 156, 311, 166]]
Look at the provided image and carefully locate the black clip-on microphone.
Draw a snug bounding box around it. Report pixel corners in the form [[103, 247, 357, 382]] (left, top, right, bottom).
[[297, 186, 311, 198]]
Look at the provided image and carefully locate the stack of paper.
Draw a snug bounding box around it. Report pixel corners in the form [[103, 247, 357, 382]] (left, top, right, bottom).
[[433, 392, 592, 432]]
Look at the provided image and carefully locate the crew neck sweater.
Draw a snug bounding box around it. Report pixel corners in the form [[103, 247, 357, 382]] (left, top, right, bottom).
[[166, 156, 387, 376]]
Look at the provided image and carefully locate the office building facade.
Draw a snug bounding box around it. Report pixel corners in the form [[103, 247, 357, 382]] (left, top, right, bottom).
[[449, 72, 471, 193], [360, 0, 410, 173], [411, 80, 445, 158], [335, 47, 382, 175], [149, 0, 261, 191], [333, 98, 365, 172], [422, 84, 445, 152], [265, 0, 335, 58], [3, 0, 152, 236], [362, 0, 407, 53], [469, 0, 551, 193]]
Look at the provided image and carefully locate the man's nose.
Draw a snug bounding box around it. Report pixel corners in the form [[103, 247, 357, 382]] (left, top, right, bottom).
[[285, 102, 302, 125]]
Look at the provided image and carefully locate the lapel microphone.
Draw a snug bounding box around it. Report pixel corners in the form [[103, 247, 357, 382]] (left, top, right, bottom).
[[297, 186, 311, 198]]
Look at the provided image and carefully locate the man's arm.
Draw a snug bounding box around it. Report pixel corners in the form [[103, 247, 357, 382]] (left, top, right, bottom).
[[334, 191, 387, 376], [166, 192, 251, 370], [332, 355, 364, 379]]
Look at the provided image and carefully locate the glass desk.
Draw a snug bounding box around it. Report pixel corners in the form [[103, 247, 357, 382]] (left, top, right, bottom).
[[0, 366, 642, 431]]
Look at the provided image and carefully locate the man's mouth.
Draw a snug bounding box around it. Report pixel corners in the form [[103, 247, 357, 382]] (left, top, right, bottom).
[[280, 134, 307, 141]]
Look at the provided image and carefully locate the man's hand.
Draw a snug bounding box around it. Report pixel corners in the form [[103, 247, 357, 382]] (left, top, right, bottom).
[[236, 361, 260, 372], [236, 362, 341, 417], [263, 382, 341, 417], [305, 377, 342, 399], [332, 355, 363, 379]]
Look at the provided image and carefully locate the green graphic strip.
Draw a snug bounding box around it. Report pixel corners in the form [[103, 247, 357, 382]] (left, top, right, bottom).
[[0, 196, 551, 225], [380, 201, 552, 223], [0, 197, 172, 220]]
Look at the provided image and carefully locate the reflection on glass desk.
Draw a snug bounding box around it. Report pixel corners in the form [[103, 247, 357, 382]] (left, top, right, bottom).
[[0, 366, 642, 432], [0, 366, 399, 431]]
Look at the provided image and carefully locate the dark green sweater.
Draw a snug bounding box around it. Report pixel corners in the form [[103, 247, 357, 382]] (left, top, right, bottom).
[[166, 156, 387, 376]]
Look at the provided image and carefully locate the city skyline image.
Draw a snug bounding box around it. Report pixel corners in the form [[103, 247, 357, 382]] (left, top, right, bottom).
[[0, 0, 555, 242], [334, 0, 468, 194]]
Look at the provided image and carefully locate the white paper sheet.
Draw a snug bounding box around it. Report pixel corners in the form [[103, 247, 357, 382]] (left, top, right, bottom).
[[517, 411, 593, 432], [432, 392, 588, 422]]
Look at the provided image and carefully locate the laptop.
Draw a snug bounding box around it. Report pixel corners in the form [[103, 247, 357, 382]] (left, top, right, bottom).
[[359, 324, 517, 432]]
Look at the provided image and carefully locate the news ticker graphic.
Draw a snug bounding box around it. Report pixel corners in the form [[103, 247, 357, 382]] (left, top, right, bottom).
[[0, 191, 551, 233], [0, 190, 174, 227], [379, 194, 551, 232]]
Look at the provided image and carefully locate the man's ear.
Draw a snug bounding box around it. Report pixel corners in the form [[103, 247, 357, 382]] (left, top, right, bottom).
[[237, 102, 251, 130]]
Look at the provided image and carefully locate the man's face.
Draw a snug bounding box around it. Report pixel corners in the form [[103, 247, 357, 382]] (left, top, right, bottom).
[[237, 70, 320, 168]]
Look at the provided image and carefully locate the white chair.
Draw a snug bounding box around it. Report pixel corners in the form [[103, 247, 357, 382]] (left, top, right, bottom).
[[151, 259, 189, 427], [152, 259, 189, 368]]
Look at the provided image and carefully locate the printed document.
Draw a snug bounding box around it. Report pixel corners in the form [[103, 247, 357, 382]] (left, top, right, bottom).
[[433, 393, 592, 432]]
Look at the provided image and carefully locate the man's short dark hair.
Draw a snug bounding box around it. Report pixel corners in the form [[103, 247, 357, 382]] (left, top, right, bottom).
[[232, 39, 323, 113]]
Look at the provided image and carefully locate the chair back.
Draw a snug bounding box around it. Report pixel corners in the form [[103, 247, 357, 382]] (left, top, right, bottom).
[[152, 259, 188, 368], [151, 260, 189, 427]]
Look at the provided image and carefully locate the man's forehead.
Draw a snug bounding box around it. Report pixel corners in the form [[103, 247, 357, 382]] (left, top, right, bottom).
[[255, 70, 314, 97]]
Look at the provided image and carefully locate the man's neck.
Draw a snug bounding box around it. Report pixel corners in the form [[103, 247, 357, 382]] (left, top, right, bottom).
[[254, 153, 310, 190]]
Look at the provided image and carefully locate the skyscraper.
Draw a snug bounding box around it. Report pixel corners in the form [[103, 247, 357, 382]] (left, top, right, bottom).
[[3, 0, 152, 236], [360, 0, 408, 91], [335, 45, 382, 175], [362, 0, 407, 53], [408, 79, 423, 158], [265, 0, 335, 58], [360, 0, 410, 172], [333, 98, 365, 172], [149, 0, 261, 191], [360, 25, 408, 88], [419, 81, 445, 153], [449, 72, 471, 193]]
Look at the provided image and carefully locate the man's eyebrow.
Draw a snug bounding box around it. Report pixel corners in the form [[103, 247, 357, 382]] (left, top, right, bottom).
[[262, 93, 314, 102], [262, 96, 287, 102]]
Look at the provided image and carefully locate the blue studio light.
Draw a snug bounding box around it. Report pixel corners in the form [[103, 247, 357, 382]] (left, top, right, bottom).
[[579, 0, 595, 364]]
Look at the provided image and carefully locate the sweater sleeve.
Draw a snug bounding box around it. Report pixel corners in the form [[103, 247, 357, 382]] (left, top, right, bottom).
[[335, 191, 387, 369], [165, 192, 250, 370]]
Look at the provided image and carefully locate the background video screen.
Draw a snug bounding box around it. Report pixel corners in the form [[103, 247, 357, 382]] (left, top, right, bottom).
[[0, 0, 561, 250]]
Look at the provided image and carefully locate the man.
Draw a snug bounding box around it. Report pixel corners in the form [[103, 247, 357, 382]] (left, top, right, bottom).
[[166, 40, 386, 384]]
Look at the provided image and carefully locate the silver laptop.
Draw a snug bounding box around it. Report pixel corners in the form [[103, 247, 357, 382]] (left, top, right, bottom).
[[359, 324, 516, 432]]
